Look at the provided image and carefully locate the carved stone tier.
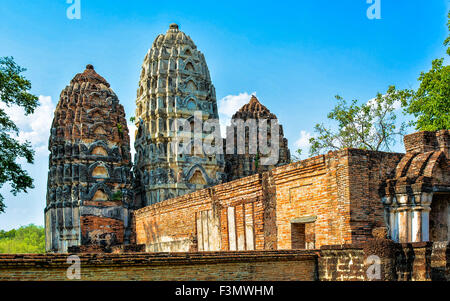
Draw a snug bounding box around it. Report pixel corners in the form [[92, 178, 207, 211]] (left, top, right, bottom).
[[133, 24, 226, 206]]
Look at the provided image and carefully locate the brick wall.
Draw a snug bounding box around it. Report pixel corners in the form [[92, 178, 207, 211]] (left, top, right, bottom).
[[80, 215, 124, 246], [2, 243, 447, 281], [273, 154, 348, 249], [319, 240, 450, 281], [135, 174, 266, 252], [0, 250, 317, 281], [135, 149, 403, 252], [272, 149, 402, 249], [346, 149, 404, 242]]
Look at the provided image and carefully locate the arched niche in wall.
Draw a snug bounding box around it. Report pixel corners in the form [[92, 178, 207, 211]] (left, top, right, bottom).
[[187, 99, 197, 110], [185, 62, 195, 72], [189, 170, 207, 185], [92, 146, 108, 156], [186, 80, 197, 92], [92, 189, 109, 201], [92, 165, 109, 178]]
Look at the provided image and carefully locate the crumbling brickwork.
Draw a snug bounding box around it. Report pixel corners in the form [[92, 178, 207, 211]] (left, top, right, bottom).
[[383, 130, 450, 243], [1, 242, 448, 281], [0, 251, 317, 281], [225, 95, 290, 182], [272, 149, 402, 249], [45, 65, 134, 253], [319, 240, 450, 281], [135, 174, 266, 252], [135, 148, 402, 251]]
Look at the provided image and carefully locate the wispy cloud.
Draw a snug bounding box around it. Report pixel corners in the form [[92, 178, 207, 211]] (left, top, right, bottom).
[[294, 130, 313, 159], [366, 93, 402, 111], [218, 92, 255, 137], [0, 95, 55, 156]]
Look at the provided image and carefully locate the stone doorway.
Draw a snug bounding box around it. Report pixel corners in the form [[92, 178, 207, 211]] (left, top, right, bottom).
[[291, 216, 316, 249], [291, 223, 306, 249]]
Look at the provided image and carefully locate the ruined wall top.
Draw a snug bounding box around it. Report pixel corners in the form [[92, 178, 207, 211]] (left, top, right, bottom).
[[384, 130, 450, 199], [404, 130, 450, 158]]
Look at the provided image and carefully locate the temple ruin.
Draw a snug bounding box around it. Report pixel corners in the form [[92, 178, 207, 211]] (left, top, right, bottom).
[[45, 65, 134, 253], [44, 25, 449, 259]]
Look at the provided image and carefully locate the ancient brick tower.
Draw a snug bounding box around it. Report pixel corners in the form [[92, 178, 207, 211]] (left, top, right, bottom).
[[45, 65, 134, 253], [225, 95, 290, 181], [133, 24, 226, 206]]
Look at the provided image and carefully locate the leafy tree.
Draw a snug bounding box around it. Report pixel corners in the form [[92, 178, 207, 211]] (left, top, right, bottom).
[[401, 11, 450, 131], [291, 149, 303, 162], [307, 86, 408, 156], [0, 57, 39, 213], [0, 224, 45, 254]]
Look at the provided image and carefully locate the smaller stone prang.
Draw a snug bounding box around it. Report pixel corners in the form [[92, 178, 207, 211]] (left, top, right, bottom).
[[225, 95, 291, 181], [45, 65, 135, 253]]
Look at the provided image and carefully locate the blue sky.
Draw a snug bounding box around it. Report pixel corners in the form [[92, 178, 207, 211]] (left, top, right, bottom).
[[0, 0, 448, 230]]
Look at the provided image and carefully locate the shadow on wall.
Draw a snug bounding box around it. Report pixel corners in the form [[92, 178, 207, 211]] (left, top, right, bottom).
[[393, 241, 450, 281], [143, 220, 160, 249]]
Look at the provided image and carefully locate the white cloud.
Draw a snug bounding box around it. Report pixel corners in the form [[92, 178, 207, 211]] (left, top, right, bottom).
[[218, 92, 255, 137], [366, 93, 402, 111], [0, 95, 55, 156], [293, 130, 313, 159], [295, 130, 312, 149]]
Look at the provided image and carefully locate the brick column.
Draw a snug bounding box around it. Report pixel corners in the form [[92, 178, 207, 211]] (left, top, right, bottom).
[[413, 191, 433, 242], [396, 194, 411, 243], [390, 206, 399, 242], [410, 207, 423, 242], [382, 195, 398, 241], [421, 205, 431, 242]]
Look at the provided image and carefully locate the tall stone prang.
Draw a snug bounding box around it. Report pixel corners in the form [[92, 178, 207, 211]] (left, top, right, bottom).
[[134, 24, 226, 206], [45, 65, 134, 253], [225, 95, 290, 181]]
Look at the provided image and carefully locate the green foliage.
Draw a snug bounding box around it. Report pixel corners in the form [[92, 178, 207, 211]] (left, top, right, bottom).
[[117, 123, 124, 139], [0, 224, 45, 254], [254, 153, 260, 169], [291, 148, 303, 162], [117, 123, 123, 133], [0, 57, 39, 213], [444, 11, 450, 56], [309, 86, 407, 156], [111, 190, 123, 201], [401, 11, 450, 131], [129, 116, 136, 123]]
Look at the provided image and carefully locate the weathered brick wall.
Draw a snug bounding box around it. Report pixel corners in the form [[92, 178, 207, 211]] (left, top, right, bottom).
[[319, 240, 450, 281], [0, 250, 317, 281], [80, 216, 124, 246], [273, 149, 402, 249], [346, 150, 403, 242], [272, 154, 350, 249], [319, 246, 366, 281], [135, 174, 266, 252], [135, 149, 403, 252]]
